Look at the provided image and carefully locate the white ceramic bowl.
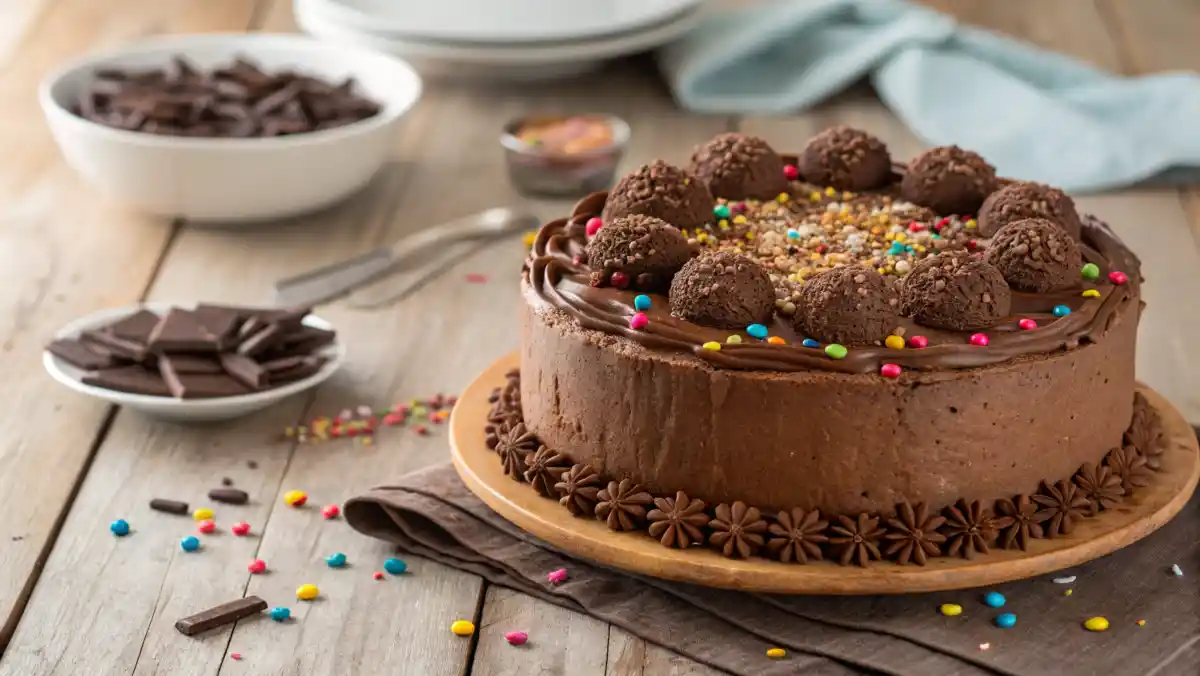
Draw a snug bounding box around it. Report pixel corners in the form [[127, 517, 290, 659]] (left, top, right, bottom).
[[39, 33, 422, 221], [44, 303, 346, 422]]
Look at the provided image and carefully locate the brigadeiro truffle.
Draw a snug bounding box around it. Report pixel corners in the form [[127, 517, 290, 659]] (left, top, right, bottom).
[[586, 214, 692, 290], [669, 251, 775, 329], [984, 218, 1083, 293], [794, 266, 899, 344], [900, 251, 1011, 331], [687, 132, 789, 201], [797, 126, 893, 192], [976, 181, 1082, 241], [900, 146, 997, 216], [602, 160, 714, 230]]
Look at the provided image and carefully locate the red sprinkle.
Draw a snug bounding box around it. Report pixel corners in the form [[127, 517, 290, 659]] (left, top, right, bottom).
[[908, 221, 925, 232], [465, 273, 488, 284], [610, 271, 630, 289], [1018, 318, 1038, 331], [231, 521, 251, 536], [322, 504, 340, 519], [815, 244, 828, 254], [970, 333, 990, 346], [247, 559, 267, 574], [1108, 270, 1128, 285], [505, 631, 529, 646], [585, 217, 604, 237], [383, 413, 406, 426], [629, 312, 649, 330], [880, 363, 902, 379], [197, 520, 216, 534], [966, 240, 978, 250], [783, 164, 799, 180], [230, 653, 242, 661], [908, 335, 929, 349], [373, 571, 385, 580], [414, 425, 429, 436]]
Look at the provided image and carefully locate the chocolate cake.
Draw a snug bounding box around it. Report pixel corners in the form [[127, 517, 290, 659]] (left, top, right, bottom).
[[500, 127, 1165, 567]]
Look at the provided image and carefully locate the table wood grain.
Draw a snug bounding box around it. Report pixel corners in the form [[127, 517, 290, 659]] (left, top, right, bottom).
[[0, 0, 1196, 674]]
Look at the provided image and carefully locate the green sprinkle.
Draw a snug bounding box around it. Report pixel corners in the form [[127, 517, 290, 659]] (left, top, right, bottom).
[[726, 334, 742, 344], [713, 204, 731, 219], [1081, 263, 1100, 280], [824, 344, 848, 360]]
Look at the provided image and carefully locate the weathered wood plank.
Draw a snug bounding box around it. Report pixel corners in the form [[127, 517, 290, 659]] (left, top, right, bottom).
[[0, 0, 261, 654], [606, 628, 729, 676], [472, 587, 609, 676]]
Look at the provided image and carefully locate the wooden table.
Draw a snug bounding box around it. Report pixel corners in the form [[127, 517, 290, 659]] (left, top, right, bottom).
[[1, 1, 1197, 674]]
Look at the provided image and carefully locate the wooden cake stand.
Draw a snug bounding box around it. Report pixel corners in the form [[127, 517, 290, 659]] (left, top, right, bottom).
[[450, 353, 1200, 594]]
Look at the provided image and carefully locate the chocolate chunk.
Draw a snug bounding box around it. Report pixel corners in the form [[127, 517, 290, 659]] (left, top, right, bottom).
[[83, 366, 171, 396], [219, 353, 267, 389], [149, 498, 189, 515], [191, 305, 243, 344], [267, 326, 336, 358], [261, 306, 312, 332], [221, 477, 233, 486], [247, 460, 258, 469], [175, 596, 267, 636], [259, 355, 309, 373], [208, 487, 249, 505], [47, 339, 115, 370], [159, 354, 223, 374], [147, 309, 220, 353], [160, 365, 251, 399], [103, 309, 160, 342], [81, 330, 147, 362], [270, 355, 327, 384], [237, 323, 282, 357]]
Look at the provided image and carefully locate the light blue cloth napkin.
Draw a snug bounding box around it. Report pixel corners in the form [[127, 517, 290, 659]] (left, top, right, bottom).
[[658, 0, 1200, 192]]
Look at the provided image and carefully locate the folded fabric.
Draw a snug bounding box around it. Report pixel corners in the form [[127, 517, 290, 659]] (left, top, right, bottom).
[[345, 463, 1200, 676], [658, 0, 1200, 192]]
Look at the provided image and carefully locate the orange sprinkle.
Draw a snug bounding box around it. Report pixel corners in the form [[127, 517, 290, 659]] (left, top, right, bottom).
[[767, 336, 786, 345]]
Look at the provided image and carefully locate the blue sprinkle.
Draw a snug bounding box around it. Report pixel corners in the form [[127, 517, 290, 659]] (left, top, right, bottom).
[[384, 557, 408, 575], [888, 241, 906, 256], [326, 552, 347, 568], [633, 295, 652, 312], [1052, 305, 1071, 317], [786, 229, 800, 240], [270, 607, 291, 622], [746, 324, 768, 340], [994, 613, 1017, 629], [801, 338, 820, 349], [984, 591, 1006, 608], [110, 519, 130, 536], [180, 536, 200, 552]]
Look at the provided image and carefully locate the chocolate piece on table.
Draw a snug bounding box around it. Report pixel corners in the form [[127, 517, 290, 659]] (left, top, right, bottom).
[[159, 354, 223, 374], [149, 498, 190, 515], [83, 365, 171, 396], [104, 309, 160, 342], [237, 323, 282, 357], [47, 339, 115, 370], [147, 309, 221, 353], [175, 596, 267, 636], [207, 487, 249, 505], [80, 330, 147, 362], [270, 355, 327, 384], [219, 353, 267, 389]]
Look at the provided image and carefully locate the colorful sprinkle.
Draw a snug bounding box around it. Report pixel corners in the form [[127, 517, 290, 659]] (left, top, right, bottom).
[[701, 341, 721, 351], [1081, 263, 1100, 280], [296, 584, 320, 601], [373, 571, 385, 580], [908, 335, 929, 349], [979, 643, 990, 651], [465, 273, 488, 284], [940, 603, 963, 617], [984, 592, 1006, 608], [547, 568, 568, 584], [766, 648, 787, 659], [1137, 619, 1146, 626], [248, 559, 266, 574], [1052, 305, 1071, 317], [1082, 289, 1101, 298], [1053, 576, 1077, 584], [451, 620, 475, 636], [746, 324, 768, 340], [321, 504, 340, 519], [786, 229, 801, 240], [505, 631, 529, 646], [633, 295, 651, 311], [585, 217, 603, 237], [1084, 616, 1109, 632], [522, 231, 537, 248], [610, 272, 630, 289], [994, 613, 1017, 628], [1064, 589, 1073, 596], [197, 519, 216, 534], [230, 653, 242, 661], [629, 313, 649, 330], [801, 338, 820, 349], [181, 536, 200, 552], [1018, 318, 1038, 331], [110, 519, 130, 536], [269, 607, 290, 622], [713, 204, 731, 219], [767, 336, 786, 345], [880, 363, 901, 379], [231, 521, 250, 536], [1171, 564, 1183, 577], [726, 334, 742, 344], [884, 335, 905, 350], [193, 508, 214, 521], [326, 552, 347, 568], [283, 490, 307, 507], [969, 333, 990, 346], [776, 192, 790, 203], [1107, 270, 1129, 285], [783, 165, 799, 180], [824, 344, 847, 359], [414, 424, 430, 436], [384, 558, 408, 575]]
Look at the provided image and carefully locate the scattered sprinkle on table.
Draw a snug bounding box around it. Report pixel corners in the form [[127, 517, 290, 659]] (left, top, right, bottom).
[[110, 519, 130, 536], [1084, 616, 1109, 632], [1064, 589, 1073, 596], [269, 607, 291, 622], [465, 273, 488, 284], [181, 536, 200, 552], [283, 490, 308, 507], [197, 520, 216, 534], [547, 568, 568, 584], [979, 643, 990, 651], [1137, 619, 1146, 626], [939, 603, 963, 617], [505, 631, 529, 646], [384, 557, 407, 575], [193, 508, 214, 521], [1171, 564, 1183, 577], [322, 504, 340, 519], [230, 653, 242, 661], [248, 559, 266, 574], [326, 553, 347, 568], [984, 592, 1006, 608], [451, 620, 475, 636], [296, 584, 319, 601], [766, 648, 786, 659], [231, 521, 251, 536], [373, 571, 385, 580], [1053, 576, 1077, 584], [994, 613, 1016, 628]]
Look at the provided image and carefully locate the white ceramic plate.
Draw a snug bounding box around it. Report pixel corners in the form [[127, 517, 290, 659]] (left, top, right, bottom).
[[296, 0, 703, 81], [307, 0, 702, 45], [44, 303, 346, 422]]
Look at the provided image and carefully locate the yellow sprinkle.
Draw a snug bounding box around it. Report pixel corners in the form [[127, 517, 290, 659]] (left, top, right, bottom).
[[718, 219, 729, 228], [1084, 616, 1110, 632], [966, 219, 977, 229], [809, 191, 822, 201], [871, 226, 884, 235], [296, 583, 320, 601], [884, 232, 895, 241], [683, 178, 690, 185], [914, 244, 926, 253], [885, 335, 905, 350], [745, 231, 756, 240], [451, 620, 475, 636], [842, 191, 855, 200], [825, 186, 837, 196], [894, 233, 907, 243], [767, 336, 786, 345], [777, 192, 790, 203], [766, 648, 786, 660], [1137, 619, 1146, 626], [726, 335, 743, 344], [1082, 289, 1101, 298], [701, 341, 721, 351], [522, 231, 537, 247], [1064, 589, 1073, 596], [193, 508, 214, 521], [877, 267, 887, 275], [940, 603, 963, 617], [733, 215, 747, 225]]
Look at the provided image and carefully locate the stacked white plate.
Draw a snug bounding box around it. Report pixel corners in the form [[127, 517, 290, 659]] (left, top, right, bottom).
[[294, 0, 705, 81]]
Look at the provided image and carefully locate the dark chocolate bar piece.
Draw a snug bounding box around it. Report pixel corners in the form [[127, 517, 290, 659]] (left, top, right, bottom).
[[147, 309, 220, 353], [47, 339, 115, 370], [149, 498, 189, 515], [159, 354, 223, 374], [237, 323, 282, 357], [160, 358, 251, 399], [219, 353, 267, 389], [83, 365, 171, 396], [81, 330, 147, 362], [263, 326, 336, 359], [104, 309, 161, 342], [175, 596, 267, 636], [208, 488, 249, 504], [191, 305, 243, 345], [270, 355, 327, 384]]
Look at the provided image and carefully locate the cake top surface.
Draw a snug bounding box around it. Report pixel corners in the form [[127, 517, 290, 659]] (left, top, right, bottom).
[[525, 129, 1141, 375]]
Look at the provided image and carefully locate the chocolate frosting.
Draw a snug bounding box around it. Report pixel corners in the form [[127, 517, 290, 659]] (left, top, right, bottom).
[[526, 190, 1140, 375]]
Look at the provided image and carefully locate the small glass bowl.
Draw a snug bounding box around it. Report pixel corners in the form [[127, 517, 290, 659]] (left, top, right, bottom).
[[501, 113, 630, 198]]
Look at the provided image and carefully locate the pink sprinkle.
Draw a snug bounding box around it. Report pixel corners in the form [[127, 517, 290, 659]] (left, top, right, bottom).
[[1018, 318, 1038, 331], [935, 217, 949, 229], [247, 559, 267, 574], [585, 217, 604, 237], [197, 520, 216, 534], [908, 335, 929, 349], [465, 273, 488, 284], [880, 363, 901, 379], [414, 425, 429, 436], [321, 504, 340, 519], [547, 568, 568, 584], [231, 521, 251, 536], [629, 312, 649, 330], [383, 413, 406, 426], [231, 653, 242, 661], [610, 272, 630, 289], [969, 333, 990, 346], [783, 164, 799, 180], [373, 571, 385, 580], [505, 631, 529, 646], [1108, 270, 1128, 285]]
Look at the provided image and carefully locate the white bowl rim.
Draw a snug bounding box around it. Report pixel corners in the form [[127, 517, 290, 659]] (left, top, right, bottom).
[[38, 32, 422, 151], [44, 302, 347, 411]]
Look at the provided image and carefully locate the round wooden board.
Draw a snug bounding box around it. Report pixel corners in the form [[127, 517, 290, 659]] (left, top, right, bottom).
[[450, 352, 1200, 594]]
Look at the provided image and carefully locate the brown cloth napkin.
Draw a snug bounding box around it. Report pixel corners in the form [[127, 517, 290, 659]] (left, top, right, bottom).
[[344, 464, 1200, 676]]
